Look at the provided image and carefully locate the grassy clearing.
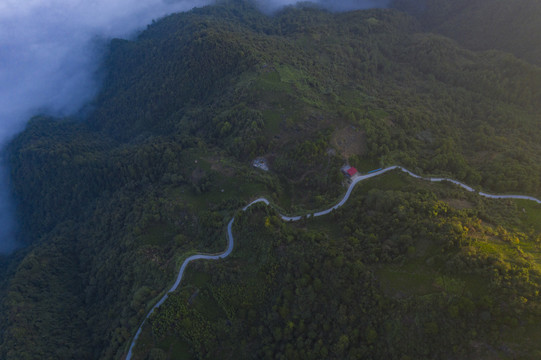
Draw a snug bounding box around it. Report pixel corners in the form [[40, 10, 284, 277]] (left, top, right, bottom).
[[183, 270, 212, 289], [256, 68, 284, 91], [515, 199, 541, 233], [262, 109, 283, 135], [352, 170, 411, 193], [377, 266, 437, 297]]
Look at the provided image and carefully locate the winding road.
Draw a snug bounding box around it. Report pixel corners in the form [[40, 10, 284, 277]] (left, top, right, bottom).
[[126, 166, 541, 359]]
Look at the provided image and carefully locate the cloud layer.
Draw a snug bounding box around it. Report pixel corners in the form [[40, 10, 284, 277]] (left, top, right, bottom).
[[0, 0, 389, 254]]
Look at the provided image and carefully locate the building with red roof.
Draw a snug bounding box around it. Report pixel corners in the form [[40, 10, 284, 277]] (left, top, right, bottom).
[[347, 167, 358, 177], [341, 165, 358, 178]]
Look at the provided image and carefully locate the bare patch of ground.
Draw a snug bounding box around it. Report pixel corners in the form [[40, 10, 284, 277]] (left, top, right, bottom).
[[444, 198, 475, 210], [205, 156, 236, 177], [191, 166, 206, 183], [331, 126, 366, 158]]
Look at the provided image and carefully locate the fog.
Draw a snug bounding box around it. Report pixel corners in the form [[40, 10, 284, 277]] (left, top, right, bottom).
[[0, 0, 389, 254]]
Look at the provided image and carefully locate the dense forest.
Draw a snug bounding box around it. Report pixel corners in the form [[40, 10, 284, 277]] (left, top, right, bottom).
[[0, 0, 540, 359], [395, 0, 541, 66]]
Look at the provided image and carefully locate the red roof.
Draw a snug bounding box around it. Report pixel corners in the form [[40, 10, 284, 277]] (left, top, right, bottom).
[[347, 167, 358, 176]]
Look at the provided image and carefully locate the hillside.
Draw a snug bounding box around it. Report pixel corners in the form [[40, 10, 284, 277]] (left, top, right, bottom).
[[0, 1, 540, 359], [138, 171, 541, 359], [394, 0, 541, 66]]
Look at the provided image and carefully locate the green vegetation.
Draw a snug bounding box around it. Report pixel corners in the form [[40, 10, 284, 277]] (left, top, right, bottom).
[[136, 174, 541, 359], [0, 0, 540, 359], [395, 0, 541, 66]]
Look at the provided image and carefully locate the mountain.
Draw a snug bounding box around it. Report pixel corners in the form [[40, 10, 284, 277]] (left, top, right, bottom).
[[394, 0, 541, 66], [1, 1, 541, 359]]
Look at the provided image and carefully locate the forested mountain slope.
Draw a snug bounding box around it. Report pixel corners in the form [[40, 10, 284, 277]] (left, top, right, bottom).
[[394, 0, 541, 66], [141, 172, 541, 359], [0, 1, 540, 359]]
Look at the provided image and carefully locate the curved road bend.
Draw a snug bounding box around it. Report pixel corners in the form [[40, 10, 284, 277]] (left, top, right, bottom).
[[126, 166, 541, 359]]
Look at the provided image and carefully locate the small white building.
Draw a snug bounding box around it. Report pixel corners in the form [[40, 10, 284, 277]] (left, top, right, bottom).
[[252, 157, 269, 171]]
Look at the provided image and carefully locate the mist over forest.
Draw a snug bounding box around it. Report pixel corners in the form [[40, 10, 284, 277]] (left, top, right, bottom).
[[0, 0, 389, 136], [0, 0, 210, 253]]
